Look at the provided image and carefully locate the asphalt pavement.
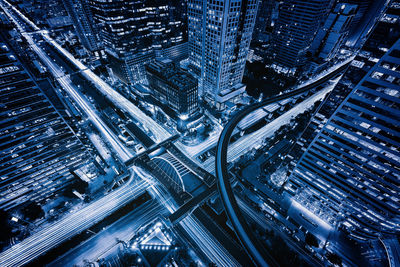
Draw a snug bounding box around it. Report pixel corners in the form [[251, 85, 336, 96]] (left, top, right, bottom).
[[0, 174, 147, 267], [50, 199, 168, 266]]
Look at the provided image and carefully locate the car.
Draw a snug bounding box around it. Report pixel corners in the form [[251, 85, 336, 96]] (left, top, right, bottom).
[[314, 253, 324, 261], [135, 144, 145, 153], [282, 226, 292, 235], [292, 234, 301, 242], [305, 245, 314, 253]]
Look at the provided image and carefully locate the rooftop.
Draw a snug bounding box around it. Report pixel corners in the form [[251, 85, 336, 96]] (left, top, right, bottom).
[[146, 59, 197, 90]]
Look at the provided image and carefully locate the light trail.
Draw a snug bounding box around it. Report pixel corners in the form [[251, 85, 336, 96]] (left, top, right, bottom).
[[176, 59, 352, 162], [225, 80, 338, 162], [35, 45, 132, 161], [51, 200, 167, 266], [133, 166, 240, 266], [3, 0, 171, 143], [202, 77, 341, 173], [0, 176, 148, 267], [180, 215, 241, 267], [48, 39, 171, 142], [293, 57, 353, 89], [0, 1, 132, 161], [215, 75, 350, 266]]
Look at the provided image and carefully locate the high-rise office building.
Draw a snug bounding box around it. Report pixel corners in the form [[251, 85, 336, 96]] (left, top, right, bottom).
[[188, 0, 258, 105], [344, 0, 389, 48], [0, 41, 92, 210], [146, 59, 199, 119], [90, 0, 148, 84], [311, 3, 357, 62], [284, 1, 400, 239], [252, 0, 276, 43], [63, 0, 100, 53], [271, 0, 331, 70], [90, 0, 186, 85]]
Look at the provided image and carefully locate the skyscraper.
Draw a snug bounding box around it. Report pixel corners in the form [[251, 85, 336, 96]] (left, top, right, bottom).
[[344, 0, 389, 48], [310, 3, 357, 62], [0, 41, 92, 210], [271, 0, 331, 71], [284, 1, 399, 239], [252, 0, 276, 43], [63, 0, 100, 53], [188, 0, 258, 106], [90, 0, 186, 85]]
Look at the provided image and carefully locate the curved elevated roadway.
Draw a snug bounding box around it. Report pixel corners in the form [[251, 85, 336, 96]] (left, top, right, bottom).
[[215, 60, 351, 266]]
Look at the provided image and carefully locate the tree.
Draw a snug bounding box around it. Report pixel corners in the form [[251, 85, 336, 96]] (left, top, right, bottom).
[[305, 232, 319, 247], [21, 201, 44, 221], [0, 209, 13, 244], [326, 252, 342, 266], [62, 186, 75, 199], [265, 229, 275, 238], [73, 179, 89, 194], [270, 235, 303, 266], [84, 195, 92, 203]]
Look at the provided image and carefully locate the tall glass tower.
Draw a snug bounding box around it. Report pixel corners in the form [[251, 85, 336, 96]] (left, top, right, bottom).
[[271, 0, 330, 70], [285, 1, 400, 239], [310, 3, 358, 62], [63, 0, 100, 53], [90, 0, 186, 85], [188, 0, 258, 106]]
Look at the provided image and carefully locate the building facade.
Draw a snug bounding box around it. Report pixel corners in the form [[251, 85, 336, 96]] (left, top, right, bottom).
[[63, 0, 100, 53], [90, 0, 186, 85], [271, 0, 331, 70], [311, 3, 357, 61], [252, 0, 276, 43], [188, 0, 258, 102], [285, 1, 400, 239], [344, 0, 389, 48], [146, 59, 198, 118], [0, 42, 92, 210]]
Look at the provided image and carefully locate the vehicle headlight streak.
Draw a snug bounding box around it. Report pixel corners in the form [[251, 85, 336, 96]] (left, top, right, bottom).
[[3, 0, 171, 144], [0, 174, 148, 267], [0, 0, 132, 162], [215, 73, 350, 267]]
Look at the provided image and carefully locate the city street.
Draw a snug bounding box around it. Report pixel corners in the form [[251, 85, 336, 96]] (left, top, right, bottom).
[[0, 1, 132, 162], [202, 77, 341, 173], [0, 174, 148, 267], [237, 197, 323, 267], [180, 214, 241, 267], [0, 4, 244, 266], [3, 0, 171, 144], [1, 0, 397, 266], [135, 167, 240, 266], [176, 62, 347, 168], [50, 200, 168, 266]]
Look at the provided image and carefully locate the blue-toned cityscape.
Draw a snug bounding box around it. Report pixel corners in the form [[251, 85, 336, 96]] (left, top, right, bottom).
[[0, 0, 399, 266]]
